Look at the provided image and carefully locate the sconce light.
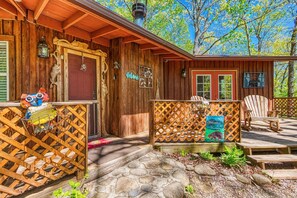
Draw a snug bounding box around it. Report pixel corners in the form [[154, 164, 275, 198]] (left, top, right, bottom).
[[37, 36, 49, 58], [114, 61, 121, 70], [181, 68, 187, 78]]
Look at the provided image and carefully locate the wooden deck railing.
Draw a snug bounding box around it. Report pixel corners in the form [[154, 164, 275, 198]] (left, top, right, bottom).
[[149, 100, 241, 144], [273, 97, 297, 118], [0, 101, 91, 197]]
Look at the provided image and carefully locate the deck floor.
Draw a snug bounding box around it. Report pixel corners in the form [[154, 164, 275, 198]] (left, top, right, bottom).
[[242, 118, 297, 146]]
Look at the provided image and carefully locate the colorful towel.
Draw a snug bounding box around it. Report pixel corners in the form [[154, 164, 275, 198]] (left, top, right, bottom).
[[88, 138, 111, 149]]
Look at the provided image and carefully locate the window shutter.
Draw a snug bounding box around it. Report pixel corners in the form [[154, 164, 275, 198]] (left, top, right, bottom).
[[0, 42, 8, 102]]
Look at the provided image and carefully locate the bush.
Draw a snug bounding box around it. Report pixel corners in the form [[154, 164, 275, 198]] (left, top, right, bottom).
[[220, 146, 246, 167], [179, 149, 189, 157], [185, 184, 195, 194], [53, 181, 88, 198], [200, 151, 216, 161]]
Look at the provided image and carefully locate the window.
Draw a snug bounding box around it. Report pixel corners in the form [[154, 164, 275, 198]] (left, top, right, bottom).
[[243, 72, 265, 88], [218, 75, 232, 100], [196, 75, 211, 99], [0, 41, 8, 101]]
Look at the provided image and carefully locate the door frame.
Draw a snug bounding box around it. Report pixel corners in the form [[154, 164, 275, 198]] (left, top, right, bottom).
[[191, 69, 238, 100]]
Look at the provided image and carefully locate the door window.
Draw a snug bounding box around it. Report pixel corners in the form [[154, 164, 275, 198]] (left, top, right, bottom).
[[196, 75, 211, 99], [0, 41, 8, 101], [218, 75, 232, 100]]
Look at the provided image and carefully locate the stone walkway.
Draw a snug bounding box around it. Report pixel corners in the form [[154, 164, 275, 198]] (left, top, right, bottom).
[[86, 151, 189, 198]]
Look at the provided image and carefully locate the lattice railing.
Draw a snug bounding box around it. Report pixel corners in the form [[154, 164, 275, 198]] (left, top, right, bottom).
[[273, 97, 297, 118], [0, 102, 89, 197], [150, 100, 241, 144]]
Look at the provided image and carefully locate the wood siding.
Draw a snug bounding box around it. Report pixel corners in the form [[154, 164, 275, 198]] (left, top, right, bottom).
[[0, 20, 108, 102], [164, 60, 274, 100], [109, 38, 163, 137]]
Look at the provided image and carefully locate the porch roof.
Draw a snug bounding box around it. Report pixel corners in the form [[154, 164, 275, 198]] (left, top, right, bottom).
[[1, 0, 297, 62]]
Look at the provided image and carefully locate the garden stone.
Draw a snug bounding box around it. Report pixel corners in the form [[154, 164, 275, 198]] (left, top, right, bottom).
[[130, 168, 147, 176], [115, 177, 138, 194], [150, 168, 170, 177], [139, 176, 155, 184], [163, 182, 184, 198], [220, 169, 231, 176], [140, 193, 159, 198], [128, 188, 141, 197], [252, 174, 272, 186], [175, 161, 186, 170], [153, 178, 169, 187], [236, 174, 251, 184], [98, 177, 115, 186], [141, 184, 153, 193], [128, 161, 140, 169], [186, 165, 194, 171], [92, 192, 109, 198], [143, 159, 161, 169], [172, 170, 190, 186], [139, 157, 151, 162], [161, 162, 173, 170], [194, 164, 216, 176]]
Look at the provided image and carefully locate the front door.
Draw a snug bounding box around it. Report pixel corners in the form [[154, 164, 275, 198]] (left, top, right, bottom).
[[192, 70, 237, 100], [66, 50, 99, 138]]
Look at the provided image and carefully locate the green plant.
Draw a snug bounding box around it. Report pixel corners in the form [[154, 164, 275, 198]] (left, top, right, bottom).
[[185, 184, 195, 194], [179, 149, 189, 157], [220, 146, 246, 167], [200, 151, 216, 161], [53, 180, 88, 198]]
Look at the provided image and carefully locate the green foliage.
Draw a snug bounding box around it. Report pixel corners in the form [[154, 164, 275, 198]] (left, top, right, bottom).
[[179, 149, 189, 157], [200, 151, 216, 161], [220, 146, 246, 167], [185, 184, 195, 194], [53, 181, 88, 198]]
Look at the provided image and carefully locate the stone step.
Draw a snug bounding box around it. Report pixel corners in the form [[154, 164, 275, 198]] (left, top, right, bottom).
[[237, 143, 289, 155], [263, 169, 297, 180], [247, 154, 297, 169]]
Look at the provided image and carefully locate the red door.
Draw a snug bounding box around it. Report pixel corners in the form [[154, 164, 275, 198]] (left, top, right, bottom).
[[68, 53, 98, 137], [68, 53, 96, 100], [192, 70, 237, 100]]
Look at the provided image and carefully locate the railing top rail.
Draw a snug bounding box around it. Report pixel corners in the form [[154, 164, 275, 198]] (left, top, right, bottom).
[[273, 97, 297, 99], [0, 100, 96, 107], [150, 99, 242, 103]]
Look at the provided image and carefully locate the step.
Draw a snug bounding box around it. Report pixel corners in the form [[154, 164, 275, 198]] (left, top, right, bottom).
[[263, 169, 297, 180], [247, 154, 297, 169], [237, 143, 289, 155]]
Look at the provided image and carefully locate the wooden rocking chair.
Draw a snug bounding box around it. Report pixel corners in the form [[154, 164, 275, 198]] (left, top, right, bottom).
[[243, 95, 280, 132]]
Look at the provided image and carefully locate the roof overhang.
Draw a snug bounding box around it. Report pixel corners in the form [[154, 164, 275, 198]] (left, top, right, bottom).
[[194, 55, 297, 61]]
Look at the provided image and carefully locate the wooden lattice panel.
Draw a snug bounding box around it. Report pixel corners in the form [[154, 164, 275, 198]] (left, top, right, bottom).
[[0, 104, 88, 197], [274, 98, 297, 118], [152, 101, 241, 143]]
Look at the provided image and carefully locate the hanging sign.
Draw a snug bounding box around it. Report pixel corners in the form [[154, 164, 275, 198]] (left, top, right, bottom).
[[126, 71, 139, 80]]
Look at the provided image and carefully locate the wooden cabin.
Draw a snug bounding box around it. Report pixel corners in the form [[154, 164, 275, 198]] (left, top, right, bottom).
[[0, 0, 296, 140]]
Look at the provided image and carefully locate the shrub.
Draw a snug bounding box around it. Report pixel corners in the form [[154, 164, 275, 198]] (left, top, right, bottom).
[[220, 146, 246, 167], [185, 184, 195, 194], [179, 149, 189, 157], [200, 151, 216, 161], [53, 180, 88, 198]]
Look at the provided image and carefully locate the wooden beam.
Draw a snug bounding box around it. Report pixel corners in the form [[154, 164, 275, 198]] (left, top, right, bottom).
[[93, 37, 110, 47], [0, 0, 17, 16], [152, 49, 171, 55], [7, 0, 26, 17], [123, 35, 141, 44], [140, 43, 159, 50], [34, 0, 50, 20], [65, 26, 91, 41], [37, 14, 63, 32], [63, 11, 88, 29], [161, 54, 180, 59], [91, 25, 118, 39]]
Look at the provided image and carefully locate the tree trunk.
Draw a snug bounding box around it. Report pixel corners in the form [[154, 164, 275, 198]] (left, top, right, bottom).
[[288, 16, 297, 97]]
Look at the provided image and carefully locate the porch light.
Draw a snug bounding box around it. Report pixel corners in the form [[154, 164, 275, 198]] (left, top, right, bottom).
[[80, 53, 87, 72], [114, 61, 121, 70], [181, 68, 187, 78], [37, 36, 49, 58]]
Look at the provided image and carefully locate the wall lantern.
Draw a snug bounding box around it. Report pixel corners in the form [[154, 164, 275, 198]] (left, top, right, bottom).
[[37, 36, 49, 58], [181, 68, 187, 78]]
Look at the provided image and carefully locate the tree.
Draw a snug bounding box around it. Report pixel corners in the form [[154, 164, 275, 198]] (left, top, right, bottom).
[[95, 0, 193, 52]]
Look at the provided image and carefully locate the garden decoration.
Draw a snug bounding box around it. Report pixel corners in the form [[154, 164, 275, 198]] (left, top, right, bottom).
[[191, 100, 209, 117], [20, 88, 57, 134], [205, 116, 224, 142]]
